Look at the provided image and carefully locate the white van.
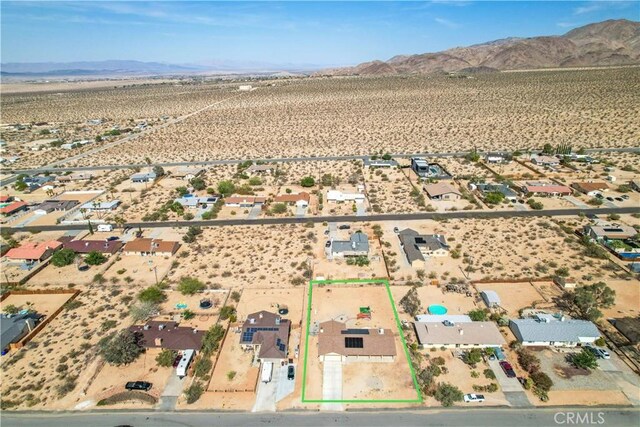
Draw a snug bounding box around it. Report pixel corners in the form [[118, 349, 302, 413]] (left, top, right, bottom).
[[97, 224, 113, 232]]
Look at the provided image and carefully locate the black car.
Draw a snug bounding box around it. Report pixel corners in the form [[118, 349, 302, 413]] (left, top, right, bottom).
[[325, 241, 331, 248], [106, 236, 119, 241], [338, 225, 351, 230], [287, 365, 295, 380], [606, 196, 614, 201], [125, 381, 152, 392]]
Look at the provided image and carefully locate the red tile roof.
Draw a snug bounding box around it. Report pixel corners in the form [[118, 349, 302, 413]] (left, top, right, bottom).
[[5, 240, 62, 261], [274, 192, 310, 203], [0, 201, 28, 215], [63, 239, 123, 254], [123, 238, 180, 255]]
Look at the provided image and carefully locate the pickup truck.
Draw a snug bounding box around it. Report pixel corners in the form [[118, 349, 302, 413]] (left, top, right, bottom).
[[464, 393, 485, 403], [499, 361, 516, 378], [125, 381, 152, 392]]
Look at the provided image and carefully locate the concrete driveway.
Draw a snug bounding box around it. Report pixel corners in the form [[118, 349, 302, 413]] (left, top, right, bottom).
[[157, 372, 185, 411], [563, 196, 589, 208], [356, 201, 366, 216], [322, 359, 343, 411], [253, 366, 281, 412], [295, 206, 307, 218], [276, 364, 296, 402], [488, 360, 531, 407], [247, 205, 262, 219]]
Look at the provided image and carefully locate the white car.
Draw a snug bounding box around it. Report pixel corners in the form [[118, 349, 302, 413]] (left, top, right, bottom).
[[464, 393, 485, 403]]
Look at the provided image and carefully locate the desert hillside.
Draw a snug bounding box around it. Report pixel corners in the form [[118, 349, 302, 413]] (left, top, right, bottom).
[[319, 19, 640, 75]]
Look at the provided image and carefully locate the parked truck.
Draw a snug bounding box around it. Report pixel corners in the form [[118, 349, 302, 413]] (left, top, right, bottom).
[[176, 349, 195, 378], [261, 361, 273, 383], [97, 224, 113, 232]]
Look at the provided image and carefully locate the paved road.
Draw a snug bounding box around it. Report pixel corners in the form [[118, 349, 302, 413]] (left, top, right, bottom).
[[2, 408, 639, 427], [2, 206, 638, 234], [3, 147, 638, 186]]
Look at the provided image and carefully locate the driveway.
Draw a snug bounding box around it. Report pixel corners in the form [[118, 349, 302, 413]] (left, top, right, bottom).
[[321, 359, 343, 411], [253, 365, 281, 412], [157, 372, 185, 411], [295, 205, 307, 218], [488, 360, 531, 407], [328, 222, 337, 240], [356, 201, 366, 216], [247, 205, 262, 219], [276, 364, 296, 402], [563, 196, 589, 209], [512, 203, 528, 212]]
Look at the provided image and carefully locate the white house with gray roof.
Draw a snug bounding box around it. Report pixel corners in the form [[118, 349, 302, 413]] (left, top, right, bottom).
[[509, 317, 600, 347], [326, 232, 369, 259]]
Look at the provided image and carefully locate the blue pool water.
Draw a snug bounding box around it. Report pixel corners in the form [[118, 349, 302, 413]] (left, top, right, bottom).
[[428, 304, 448, 315]]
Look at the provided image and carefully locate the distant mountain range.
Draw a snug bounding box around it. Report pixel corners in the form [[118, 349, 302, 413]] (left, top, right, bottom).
[[318, 19, 640, 76], [0, 59, 329, 78]]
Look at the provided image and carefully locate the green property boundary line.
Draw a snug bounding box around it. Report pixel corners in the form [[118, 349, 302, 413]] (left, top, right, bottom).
[[301, 278, 423, 403]]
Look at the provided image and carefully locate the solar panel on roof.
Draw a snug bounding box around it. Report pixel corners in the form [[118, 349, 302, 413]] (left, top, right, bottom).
[[344, 337, 364, 348]]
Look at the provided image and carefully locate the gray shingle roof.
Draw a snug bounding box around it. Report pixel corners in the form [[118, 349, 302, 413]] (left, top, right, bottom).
[[474, 183, 517, 198], [398, 228, 448, 263], [332, 232, 369, 255], [510, 319, 600, 343]]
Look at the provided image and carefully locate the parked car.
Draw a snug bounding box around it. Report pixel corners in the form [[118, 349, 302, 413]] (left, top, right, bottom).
[[287, 365, 295, 380], [106, 236, 119, 241], [393, 227, 400, 234], [125, 381, 152, 392], [606, 196, 614, 201], [338, 225, 350, 230], [615, 197, 624, 202], [324, 229, 330, 235], [587, 346, 610, 359], [463, 393, 485, 403], [621, 195, 630, 200], [325, 241, 331, 248], [517, 377, 527, 386], [499, 361, 516, 378], [595, 193, 604, 199], [172, 354, 182, 368], [586, 214, 598, 220]]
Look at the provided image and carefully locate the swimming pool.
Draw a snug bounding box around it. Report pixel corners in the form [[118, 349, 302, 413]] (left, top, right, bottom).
[[428, 304, 448, 315]]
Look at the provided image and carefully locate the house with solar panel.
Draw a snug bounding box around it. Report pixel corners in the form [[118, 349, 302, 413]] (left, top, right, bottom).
[[318, 320, 396, 363], [240, 311, 291, 362]]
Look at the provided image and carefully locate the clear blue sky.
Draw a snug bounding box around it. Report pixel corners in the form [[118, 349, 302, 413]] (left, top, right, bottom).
[[1, 1, 638, 66]]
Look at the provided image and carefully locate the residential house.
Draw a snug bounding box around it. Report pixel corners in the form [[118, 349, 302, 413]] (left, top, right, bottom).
[[123, 238, 180, 256], [485, 152, 510, 164], [398, 228, 449, 268], [172, 167, 204, 181], [554, 276, 578, 289], [0, 195, 13, 203], [1, 312, 42, 352], [480, 290, 501, 308], [245, 164, 274, 175], [62, 239, 123, 255], [224, 196, 266, 208], [423, 182, 461, 200], [411, 158, 452, 179], [174, 196, 219, 209], [509, 317, 600, 347], [33, 199, 79, 215], [240, 311, 291, 362], [584, 223, 637, 242], [363, 158, 398, 168], [273, 192, 310, 207], [131, 171, 157, 183], [326, 189, 365, 203], [4, 241, 62, 263], [413, 321, 505, 349], [521, 182, 572, 197], [531, 155, 560, 167], [415, 314, 472, 323], [318, 320, 396, 363], [472, 183, 518, 203], [327, 232, 369, 259], [571, 182, 609, 196], [80, 200, 121, 212], [0, 201, 28, 216], [130, 321, 205, 351]]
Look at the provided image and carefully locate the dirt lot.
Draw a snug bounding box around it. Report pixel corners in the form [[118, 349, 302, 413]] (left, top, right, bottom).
[[600, 279, 640, 318], [474, 281, 551, 318], [390, 285, 481, 322], [364, 167, 421, 214], [1, 291, 74, 319], [207, 330, 259, 393], [303, 283, 417, 401]]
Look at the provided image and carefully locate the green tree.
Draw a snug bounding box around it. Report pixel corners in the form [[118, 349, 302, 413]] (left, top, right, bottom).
[[51, 248, 76, 267], [542, 143, 554, 154], [184, 381, 204, 404], [573, 282, 615, 322], [300, 176, 315, 187], [463, 349, 482, 365], [530, 371, 553, 392], [230, 291, 241, 303], [434, 382, 464, 407], [175, 186, 189, 197], [484, 192, 505, 205], [3, 304, 20, 315], [248, 177, 262, 186], [271, 203, 288, 214], [468, 309, 488, 321], [193, 357, 213, 378], [571, 348, 598, 370], [190, 177, 206, 191], [217, 180, 236, 196], [156, 349, 177, 367], [98, 330, 143, 365], [219, 305, 236, 321], [129, 301, 159, 322], [178, 276, 205, 295], [153, 165, 165, 177], [85, 251, 107, 266], [201, 324, 226, 356], [138, 286, 166, 304]]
